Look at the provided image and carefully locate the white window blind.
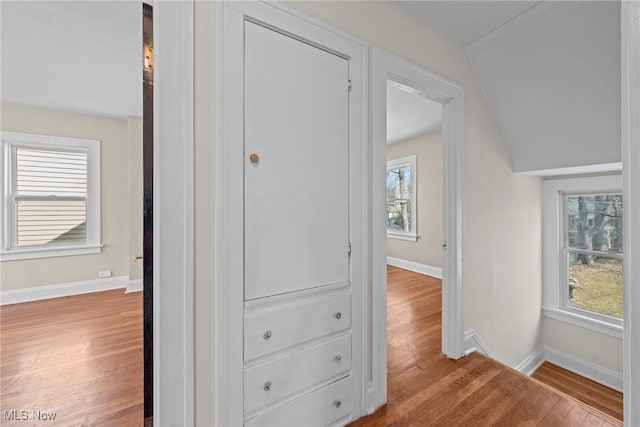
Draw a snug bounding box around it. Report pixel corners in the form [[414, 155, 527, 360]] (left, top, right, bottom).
[[15, 148, 88, 247], [1, 131, 101, 261]]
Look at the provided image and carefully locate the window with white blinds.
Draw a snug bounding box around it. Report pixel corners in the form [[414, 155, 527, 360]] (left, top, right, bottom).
[[16, 148, 88, 247], [1, 132, 101, 260]]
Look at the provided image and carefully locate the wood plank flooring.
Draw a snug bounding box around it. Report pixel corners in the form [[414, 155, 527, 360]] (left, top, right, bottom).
[[349, 266, 622, 427], [0, 290, 143, 426], [532, 362, 623, 422]]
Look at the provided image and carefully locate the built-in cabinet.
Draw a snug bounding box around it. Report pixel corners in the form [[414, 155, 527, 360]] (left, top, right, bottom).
[[241, 18, 355, 426]]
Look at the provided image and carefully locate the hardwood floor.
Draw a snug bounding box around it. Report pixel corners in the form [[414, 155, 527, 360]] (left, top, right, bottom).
[[532, 362, 623, 422], [349, 266, 622, 427], [0, 290, 143, 426]]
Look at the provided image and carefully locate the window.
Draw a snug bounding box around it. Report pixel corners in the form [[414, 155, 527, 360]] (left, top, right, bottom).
[[386, 155, 417, 241], [563, 193, 623, 319], [1, 132, 101, 260], [542, 175, 623, 337]]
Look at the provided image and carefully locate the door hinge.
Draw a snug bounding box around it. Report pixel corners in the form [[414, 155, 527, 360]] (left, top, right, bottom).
[[348, 242, 352, 256], [348, 78, 352, 91]]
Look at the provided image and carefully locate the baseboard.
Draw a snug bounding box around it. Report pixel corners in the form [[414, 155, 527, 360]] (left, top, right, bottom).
[[515, 347, 545, 376], [464, 328, 492, 357], [543, 346, 623, 392], [0, 276, 129, 305], [386, 256, 442, 279], [126, 279, 143, 293]]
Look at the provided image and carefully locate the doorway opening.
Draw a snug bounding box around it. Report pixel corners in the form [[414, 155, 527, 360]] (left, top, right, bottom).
[[384, 79, 446, 410], [369, 48, 465, 411], [0, 2, 151, 424]]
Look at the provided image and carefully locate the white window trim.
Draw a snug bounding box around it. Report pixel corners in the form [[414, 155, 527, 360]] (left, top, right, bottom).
[[542, 174, 623, 337], [0, 131, 102, 261], [386, 155, 417, 241]]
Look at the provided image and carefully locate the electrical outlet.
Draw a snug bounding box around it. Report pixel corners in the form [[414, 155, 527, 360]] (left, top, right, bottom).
[[98, 270, 112, 278]]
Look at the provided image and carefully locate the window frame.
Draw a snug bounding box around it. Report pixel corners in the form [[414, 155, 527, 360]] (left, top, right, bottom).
[[1, 131, 102, 261], [542, 174, 623, 338], [386, 155, 417, 241]]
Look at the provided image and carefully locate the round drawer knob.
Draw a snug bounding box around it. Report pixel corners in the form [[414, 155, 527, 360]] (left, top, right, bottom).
[[334, 355, 342, 364], [335, 312, 342, 320], [263, 330, 272, 340], [264, 381, 272, 392], [249, 153, 260, 164], [334, 400, 342, 408]]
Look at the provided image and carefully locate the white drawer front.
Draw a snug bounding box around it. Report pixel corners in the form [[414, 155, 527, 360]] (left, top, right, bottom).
[[245, 293, 351, 361], [244, 334, 351, 413], [245, 375, 352, 427]]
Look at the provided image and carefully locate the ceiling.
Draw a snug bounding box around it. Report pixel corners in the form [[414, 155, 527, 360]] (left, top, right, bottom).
[[1, 1, 142, 119], [394, 1, 542, 45], [395, 1, 621, 173], [387, 81, 442, 145], [1, 1, 621, 172]]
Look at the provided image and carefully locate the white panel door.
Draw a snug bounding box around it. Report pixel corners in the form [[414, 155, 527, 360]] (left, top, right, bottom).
[[244, 22, 350, 300]]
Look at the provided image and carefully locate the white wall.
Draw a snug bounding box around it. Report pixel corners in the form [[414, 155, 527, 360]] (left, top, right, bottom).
[[193, 2, 544, 424], [387, 132, 442, 269], [0, 104, 142, 290], [543, 317, 622, 373]]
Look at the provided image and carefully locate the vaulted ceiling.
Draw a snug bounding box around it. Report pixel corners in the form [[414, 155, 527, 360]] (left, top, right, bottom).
[[396, 1, 621, 173]]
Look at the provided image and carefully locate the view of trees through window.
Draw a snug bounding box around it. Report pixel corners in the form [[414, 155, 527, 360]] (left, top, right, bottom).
[[565, 194, 623, 318], [387, 165, 412, 233]]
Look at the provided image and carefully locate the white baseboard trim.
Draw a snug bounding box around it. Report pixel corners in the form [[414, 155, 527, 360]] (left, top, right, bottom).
[[126, 279, 143, 293], [0, 276, 129, 306], [386, 256, 442, 279], [515, 347, 546, 376], [464, 328, 492, 357], [543, 345, 623, 392]]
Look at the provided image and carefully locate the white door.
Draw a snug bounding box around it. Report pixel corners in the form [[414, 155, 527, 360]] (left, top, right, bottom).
[[244, 22, 350, 301]]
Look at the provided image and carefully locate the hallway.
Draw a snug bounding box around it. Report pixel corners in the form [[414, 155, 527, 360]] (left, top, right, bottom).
[[349, 266, 621, 426]]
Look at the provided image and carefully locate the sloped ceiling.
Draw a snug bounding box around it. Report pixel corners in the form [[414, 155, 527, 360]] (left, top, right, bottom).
[[395, 1, 542, 45], [396, 1, 621, 173], [1, 1, 141, 118]]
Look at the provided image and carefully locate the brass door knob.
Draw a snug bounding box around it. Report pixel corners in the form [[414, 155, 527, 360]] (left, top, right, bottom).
[[249, 153, 260, 164]]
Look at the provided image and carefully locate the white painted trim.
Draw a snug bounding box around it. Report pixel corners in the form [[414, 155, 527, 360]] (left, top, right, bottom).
[[516, 162, 623, 178], [386, 257, 442, 279], [386, 233, 417, 242], [0, 244, 102, 261], [541, 175, 622, 326], [0, 276, 128, 306], [542, 307, 623, 340], [154, 1, 195, 425], [463, 329, 492, 357], [622, 1, 640, 424], [371, 48, 465, 413], [515, 347, 545, 376], [126, 279, 143, 294], [544, 346, 623, 393], [215, 2, 368, 425]]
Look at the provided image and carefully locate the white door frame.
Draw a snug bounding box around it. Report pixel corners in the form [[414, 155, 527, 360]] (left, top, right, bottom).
[[622, 1, 639, 425], [214, 2, 368, 425], [154, 1, 195, 425], [369, 48, 465, 411]]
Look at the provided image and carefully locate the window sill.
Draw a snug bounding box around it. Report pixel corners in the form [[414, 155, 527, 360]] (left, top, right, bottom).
[[387, 232, 418, 242], [542, 306, 623, 339], [0, 244, 103, 261]]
